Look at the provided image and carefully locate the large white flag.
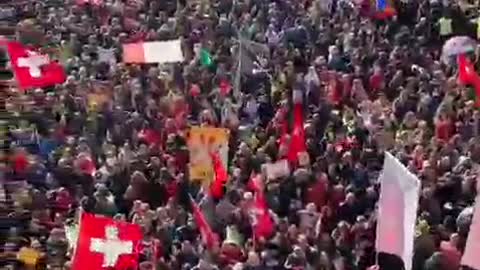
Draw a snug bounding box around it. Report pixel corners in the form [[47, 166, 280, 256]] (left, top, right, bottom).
[[376, 152, 421, 270], [462, 180, 480, 270], [122, 40, 184, 64]]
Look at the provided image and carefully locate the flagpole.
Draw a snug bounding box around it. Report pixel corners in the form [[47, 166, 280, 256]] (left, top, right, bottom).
[[151, 239, 158, 270], [233, 35, 242, 100], [70, 207, 84, 270]]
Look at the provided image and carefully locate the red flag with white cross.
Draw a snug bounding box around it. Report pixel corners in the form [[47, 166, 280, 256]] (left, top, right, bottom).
[[72, 212, 143, 270], [5, 40, 66, 90]]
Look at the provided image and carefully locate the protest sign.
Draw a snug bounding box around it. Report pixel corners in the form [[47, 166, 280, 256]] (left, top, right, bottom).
[[265, 159, 290, 180], [187, 127, 229, 185], [97, 47, 117, 65], [0, 7, 15, 20]]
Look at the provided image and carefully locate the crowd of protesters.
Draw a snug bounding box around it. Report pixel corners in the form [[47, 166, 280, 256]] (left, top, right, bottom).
[[1, 0, 480, 269]]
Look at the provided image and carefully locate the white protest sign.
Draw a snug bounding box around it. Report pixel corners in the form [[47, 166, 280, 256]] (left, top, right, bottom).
[[97, 47, 117, 65], [265, 159, 290, 180]]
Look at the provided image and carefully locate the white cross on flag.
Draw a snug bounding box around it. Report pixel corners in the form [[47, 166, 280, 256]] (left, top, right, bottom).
[[72, 212, 143, 270], [4, 40, 66, 90], [17, 51, 50, 78]]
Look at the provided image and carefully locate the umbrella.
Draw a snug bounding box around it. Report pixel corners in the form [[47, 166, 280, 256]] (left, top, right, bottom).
[[441, 36, 477, 64]]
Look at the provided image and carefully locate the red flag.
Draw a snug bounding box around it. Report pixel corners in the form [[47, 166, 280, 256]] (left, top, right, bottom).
[[457, 54, 480, 107], [458, 54, 472, 84], [247, 174, 274, 241], [72, 212, 143, 270], [76, 154, 97, 177], [138, 129, 161, 146], [247, 174, 263, 194], [253, 209, 274, 241], [286, 103, 306, 163], [209, 152, 228, 200], [249, 186, 274, 241], [11, 151, 28, 174], [5, 41, 66, 90], [191, 197, 219, 249], [277, 107, 290, 156], [190, 84, 201, 97]]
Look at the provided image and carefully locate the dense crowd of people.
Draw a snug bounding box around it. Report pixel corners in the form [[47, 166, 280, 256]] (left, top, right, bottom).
[[1, 0, 480, 269]]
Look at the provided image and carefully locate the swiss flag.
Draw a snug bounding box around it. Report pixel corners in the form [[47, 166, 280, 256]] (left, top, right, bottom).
[[72, 212, 143, 270], [5, 41, 66, 90]]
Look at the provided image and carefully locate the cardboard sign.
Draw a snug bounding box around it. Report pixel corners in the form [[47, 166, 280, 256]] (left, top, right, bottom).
[[187, 127, 229, 185], [265, 159, 290, 180]]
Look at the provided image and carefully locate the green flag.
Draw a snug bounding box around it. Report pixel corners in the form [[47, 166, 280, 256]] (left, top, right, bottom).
[[200, 48, 214, 68]]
